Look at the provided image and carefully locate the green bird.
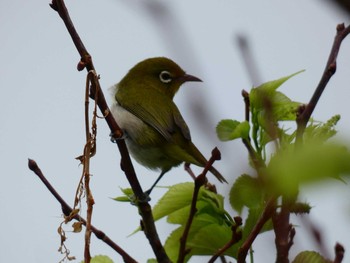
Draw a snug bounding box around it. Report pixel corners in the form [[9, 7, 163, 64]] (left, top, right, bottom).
[[110, 57, 227, 194]]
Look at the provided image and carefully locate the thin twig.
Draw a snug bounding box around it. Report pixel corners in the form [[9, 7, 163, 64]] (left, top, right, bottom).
[[296, 23, 350, 141], [28, 159, 137, 263], [237, 198, 276, 263], [236, 35, 262, 86], [334, 243, 345, 263], [49, 1, 170, 261], [177, 148, 221, 263], [208, 217, 243, 263]]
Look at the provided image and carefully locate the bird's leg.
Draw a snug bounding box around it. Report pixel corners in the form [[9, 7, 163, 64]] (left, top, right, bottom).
[[144, 169, 169, 196]]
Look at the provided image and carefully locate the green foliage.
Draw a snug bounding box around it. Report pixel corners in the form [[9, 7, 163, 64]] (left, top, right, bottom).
[[80, 255, 114, 263], [214, 70, 350, 261], [229, 174, 263, 214], [113, 71, 350, 262], [151, 182, 235, 262], [216, 120, 250, 141], [292, 251, 331, 263]]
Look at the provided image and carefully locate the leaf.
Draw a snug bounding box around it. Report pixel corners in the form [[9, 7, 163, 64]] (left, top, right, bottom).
[[304, 115, 340, 142], [152, 182, 226, 224], [164, 214, 235, 262], [250, 70, 304, 125], [229, 174, 263, 214], [152, 183, 195, 222], [80, 255, 114, 263], [216, 120, 250, 141], [243, 206, 273, 240], [254, 70, 304, 93], [292, 251, 331, 263], [72, 222, 83, 233], [112, 187, 135, 203], [268, 141, 350, 197]]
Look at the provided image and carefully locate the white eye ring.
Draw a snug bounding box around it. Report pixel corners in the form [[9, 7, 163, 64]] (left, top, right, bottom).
[[159, 71, 172, 83]]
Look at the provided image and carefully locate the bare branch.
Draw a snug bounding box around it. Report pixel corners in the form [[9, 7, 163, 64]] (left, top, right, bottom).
[[47, 1, 170, 261], [28, 159, 137, 263], [296, 23, 350, 141], [334, 243, 345, 263], [237, 198, 276, 263], [177, 148, 221, 263]]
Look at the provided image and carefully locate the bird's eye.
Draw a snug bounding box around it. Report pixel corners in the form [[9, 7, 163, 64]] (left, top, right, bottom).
[[159, 71, 172, 83]]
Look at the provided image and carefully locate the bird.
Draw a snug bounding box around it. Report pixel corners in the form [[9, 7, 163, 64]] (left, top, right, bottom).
[[110, 57, 227, 194]]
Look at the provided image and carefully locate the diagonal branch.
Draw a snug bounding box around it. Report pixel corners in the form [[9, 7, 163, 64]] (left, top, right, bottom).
[[177, 148, 221, 263], [47, 1, 170, 262], [237, 197, 276, 263], [28, 159, 137, 263], [296, 23, 350, 140]]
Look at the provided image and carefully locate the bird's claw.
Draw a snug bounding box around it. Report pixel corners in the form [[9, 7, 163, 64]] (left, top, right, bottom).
[[110, 131, 127, 143]]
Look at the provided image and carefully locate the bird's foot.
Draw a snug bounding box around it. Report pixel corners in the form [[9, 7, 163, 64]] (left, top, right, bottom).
[[109, 130, 127, 143]]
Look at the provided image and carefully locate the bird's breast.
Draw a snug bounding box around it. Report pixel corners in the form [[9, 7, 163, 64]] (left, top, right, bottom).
[[110, 101, 146, 140]]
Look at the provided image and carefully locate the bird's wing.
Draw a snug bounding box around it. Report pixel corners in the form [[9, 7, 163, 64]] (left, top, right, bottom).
[[116, 89, 190, 142]]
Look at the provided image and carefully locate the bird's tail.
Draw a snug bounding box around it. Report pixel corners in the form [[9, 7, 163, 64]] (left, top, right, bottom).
[[209, 166, 228, 184]]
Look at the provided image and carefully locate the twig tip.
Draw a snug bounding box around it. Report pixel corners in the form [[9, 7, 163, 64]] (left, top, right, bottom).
[[28, 158, 38, 171], [211, 147, 221, 161]]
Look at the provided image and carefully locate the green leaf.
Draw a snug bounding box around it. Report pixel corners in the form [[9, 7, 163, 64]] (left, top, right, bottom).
[[164, 214, 235, 262], [152, 183, 195, 222], [250, 70, 304, 126], [254, 70, 304, 93], [80, 255, 114, 263], [112, 187, 135, 202], [243, 206, 273, 240], [268, 141, 350, 197], [229, 174, 263, 214], [304, 115, 340, 142], [216, 120, 250, 141], [292, 251, 331, 263], [152, 182, 227, 224]]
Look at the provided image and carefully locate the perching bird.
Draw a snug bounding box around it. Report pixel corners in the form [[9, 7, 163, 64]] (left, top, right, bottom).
[[110, 57, 227, 194]]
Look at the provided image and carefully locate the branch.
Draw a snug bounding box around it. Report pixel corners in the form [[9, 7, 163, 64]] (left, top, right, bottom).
[[208, 217, 242, 263], [28, 159, 137, 263], [48, 1, 170, 262], [334, 243, 345, 263], [237, 198, 276, 263], [177, 148, 221, 263], [296, 23, 350, 140]]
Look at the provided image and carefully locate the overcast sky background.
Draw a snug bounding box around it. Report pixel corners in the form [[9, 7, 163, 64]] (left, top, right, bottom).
[[1, 1, 350, 262]]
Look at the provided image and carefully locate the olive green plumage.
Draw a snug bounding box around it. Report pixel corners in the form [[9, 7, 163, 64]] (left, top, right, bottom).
[[111, 57, 227, 193]]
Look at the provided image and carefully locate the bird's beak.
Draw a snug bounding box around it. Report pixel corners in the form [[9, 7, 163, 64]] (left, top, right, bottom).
[[180, 74, 202, 83]]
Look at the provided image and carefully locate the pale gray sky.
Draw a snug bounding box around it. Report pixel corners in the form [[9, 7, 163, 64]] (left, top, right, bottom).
[[1, 1, 350, 262]]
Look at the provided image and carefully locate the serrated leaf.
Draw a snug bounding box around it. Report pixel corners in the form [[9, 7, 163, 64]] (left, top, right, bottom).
[[229, 174, 263, 214], [152, 182, 226, 223], [250, 70, 304, 127], [164, 214, 235, 262], [243, 206, 273, 240], [304, 115, 340, 142], [152, 183, 195, 222], [254, 70, 304, 93], [216, 120, 250, 141], [292, 251, 331, 263]]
